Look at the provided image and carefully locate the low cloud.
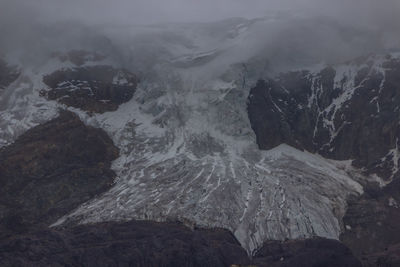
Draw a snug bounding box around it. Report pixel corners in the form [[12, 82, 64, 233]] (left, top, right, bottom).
[[0, 0, 399, 65]]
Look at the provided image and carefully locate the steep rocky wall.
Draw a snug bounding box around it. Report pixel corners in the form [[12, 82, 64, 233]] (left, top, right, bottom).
[[248, 55, 400, 180], [340, 178, 400, 266], [0, 111, 118, 235]]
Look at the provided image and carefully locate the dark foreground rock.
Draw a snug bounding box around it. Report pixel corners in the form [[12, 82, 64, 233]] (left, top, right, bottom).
[[253, 237, 361, 267], [0, 221, 247, 267], [42, 65, 138, 113], [248, 55, 400, 180], [340, 178, 400, 266], [0, 220, 361, 267], [361, 243, 400, 267], [0, 111, 119, 235]]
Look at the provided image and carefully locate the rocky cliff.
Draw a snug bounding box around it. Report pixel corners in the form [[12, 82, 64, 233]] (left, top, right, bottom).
[[248, 55, 400, 181], [340, 177, 400, 266], [0, 111, 118, 235]]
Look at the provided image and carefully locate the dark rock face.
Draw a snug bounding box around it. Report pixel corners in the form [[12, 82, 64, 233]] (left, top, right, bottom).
[[248, 56, 400, 180], [42, 66, 138, 113], [253, 237, 361, 267], [0, 111, 119, 235], [361, 243, 400, 267], [0, 59, 19, 90], [0, 221, 249, 267], [0, 220, 361, 267], [340, 178, 400, 266]]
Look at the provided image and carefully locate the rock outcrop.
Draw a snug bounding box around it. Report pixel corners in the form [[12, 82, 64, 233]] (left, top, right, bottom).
[[0, 221, 247, 267], [0, 220, 361, 267], [42, 66, 138, 113], [253, 237, 361, 267], [340, 178, 400, 266], [0, 111, 119, 235], [248, 55, 400, 180]]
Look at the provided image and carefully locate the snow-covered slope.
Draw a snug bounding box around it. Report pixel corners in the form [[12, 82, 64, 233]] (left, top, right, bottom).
[[1, 17, 395, 254]]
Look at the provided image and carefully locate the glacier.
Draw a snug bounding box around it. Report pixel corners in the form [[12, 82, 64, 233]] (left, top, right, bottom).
[[1, 17, 392, 254]]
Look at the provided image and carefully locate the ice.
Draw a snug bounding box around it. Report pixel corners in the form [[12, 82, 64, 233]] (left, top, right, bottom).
[[2, 18, 389, 255]]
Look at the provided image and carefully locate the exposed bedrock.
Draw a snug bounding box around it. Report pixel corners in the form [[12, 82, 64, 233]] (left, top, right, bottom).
[[42, 65, 138, 113], [0, 111, 119, 235], [252, 237, 361, 267], [0, 221, 249, 267], [248, 55, 400, 180], [340, 177, 400, 266], [0, 220, 361, 267]]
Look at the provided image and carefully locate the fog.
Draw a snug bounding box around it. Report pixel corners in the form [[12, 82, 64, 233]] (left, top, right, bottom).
[[0, 0, 399, 67], [2, 0, 399, 26]]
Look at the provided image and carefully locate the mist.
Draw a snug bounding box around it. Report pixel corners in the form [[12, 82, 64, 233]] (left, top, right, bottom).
[[0, 0, 399, 68], [2, 0, 399, 26]]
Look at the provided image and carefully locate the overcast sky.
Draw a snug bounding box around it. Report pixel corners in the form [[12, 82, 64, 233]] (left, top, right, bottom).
[[1, 0, 399, 26]]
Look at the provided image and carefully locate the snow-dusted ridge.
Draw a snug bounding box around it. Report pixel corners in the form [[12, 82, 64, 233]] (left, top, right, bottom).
[[1, 18, 398, 254]]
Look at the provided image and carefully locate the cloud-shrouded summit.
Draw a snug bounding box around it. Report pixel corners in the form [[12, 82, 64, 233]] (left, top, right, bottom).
[[1, 0, 400, 262], [1, 0, 399, 64]]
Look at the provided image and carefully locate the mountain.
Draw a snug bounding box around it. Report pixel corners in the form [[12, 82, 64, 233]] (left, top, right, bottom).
[[248, 54, 400, 181], [0, 17, 399, 266]]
